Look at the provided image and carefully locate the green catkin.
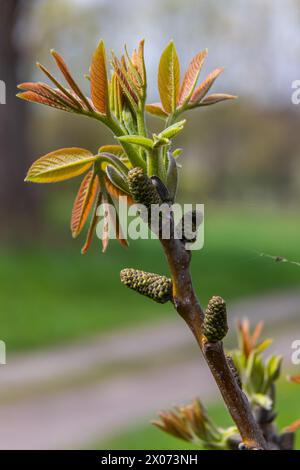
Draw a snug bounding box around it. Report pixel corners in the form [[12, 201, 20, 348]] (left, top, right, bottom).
[[127, 167, 161, 209], [203, 295, 228, 342], [120, 268, 172, 304]]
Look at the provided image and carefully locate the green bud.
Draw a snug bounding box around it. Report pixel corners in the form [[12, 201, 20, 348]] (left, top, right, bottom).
[[203, 296, 228, 342], [120, 268, 172, 303]]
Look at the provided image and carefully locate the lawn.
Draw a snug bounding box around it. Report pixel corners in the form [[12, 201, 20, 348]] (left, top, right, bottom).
[[0, 206, 299, 351], [96, 380, 300, 450]]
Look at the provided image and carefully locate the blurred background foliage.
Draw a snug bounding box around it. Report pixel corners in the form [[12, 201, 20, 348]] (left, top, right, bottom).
[[0, 0, 299, 450]]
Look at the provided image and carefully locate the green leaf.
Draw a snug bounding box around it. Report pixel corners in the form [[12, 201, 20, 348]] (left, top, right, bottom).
[[117, 135, 154, 149], [25, 148, 95, 183], [90, 40, 109, 115], [266, 355, 282, 382], [166, 152, 178, 201], [106, 165, 130, 194], [158, 41, 180, 113], [252, 393, 273, 410], [71, 169, 98, 238]]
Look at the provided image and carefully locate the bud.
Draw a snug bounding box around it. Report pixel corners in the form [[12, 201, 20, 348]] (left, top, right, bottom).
[[203, 296, 228, 342], [128, 167, 161, 209], [120, 268, 172, 303]]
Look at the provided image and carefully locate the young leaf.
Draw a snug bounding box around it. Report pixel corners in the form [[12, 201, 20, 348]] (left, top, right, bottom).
[[117, 135, 154, 149], [158, 42, 180, 113], [284, 419, 300, 433], [71, 170, 99, 238], [51, 49, 93, 111], [90, 40, 109, 115], [178, 49, 208, 105], [200, 93, 237, 106], [190, 67, 224, 104], [106, 165, 130, 194], [159, 120, 186, 139], [166, 152, 178, 201], [105, 177, 134, 205], [25, 148, 95, 183], [98, 145, 124, 157], [81, 190, 102, 254], [145, 103, 168, 119]]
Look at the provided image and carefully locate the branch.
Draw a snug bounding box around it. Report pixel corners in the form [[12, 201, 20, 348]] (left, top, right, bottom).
[[160, 231, 268, 450]]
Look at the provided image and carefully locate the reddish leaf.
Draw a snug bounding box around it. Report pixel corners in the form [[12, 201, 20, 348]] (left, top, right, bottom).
[[190, 67, 224, 104], [158, 41, 180, 113], [51, 49, 93, 111]]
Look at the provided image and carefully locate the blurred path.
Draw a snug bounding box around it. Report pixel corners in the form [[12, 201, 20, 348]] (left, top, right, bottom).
[[0, 289, 299, 449]]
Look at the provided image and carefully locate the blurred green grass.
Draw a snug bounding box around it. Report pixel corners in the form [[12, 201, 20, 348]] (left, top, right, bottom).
[[1, 206, 299, 351], [96, 380, 300, 450]]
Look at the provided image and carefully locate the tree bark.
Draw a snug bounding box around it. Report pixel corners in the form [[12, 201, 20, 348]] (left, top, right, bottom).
[[0, 0, 38, 236]]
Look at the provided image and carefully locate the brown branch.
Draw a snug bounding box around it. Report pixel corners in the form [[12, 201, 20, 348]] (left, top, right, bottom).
[[160, 234, 268, 450]]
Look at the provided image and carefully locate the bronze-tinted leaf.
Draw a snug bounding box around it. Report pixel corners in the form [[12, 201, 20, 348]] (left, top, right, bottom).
[[81, 190, 102, 254], [71, 170, 99, 238], [284, 419, 300, 433], [200, 93, 237, 106], [90, 40, 109, 115], [288, 375, 300, 384], [105, 177, 134, 205], [25, 147, 95, 183], [178, 49, 207, 105], [158, 41, 180, 113], [190, 67, 224, 104]]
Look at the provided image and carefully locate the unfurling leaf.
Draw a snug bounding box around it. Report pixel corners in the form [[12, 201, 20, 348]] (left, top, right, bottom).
[[159, 120, 186, 139], [101, 192, 128, 252], [106, 165, 130, 194], [51, 50, 93, 111], [118, 135, 154, 149], [252, 393, 273, 411], [25, 148, 95, 183], [98, 145, 124, 157], [81, 190, 102, 254], [288, 375, 300, 385], [145, 103, 168, 119], [200, 93, 237, 106], [90, 40, 109, 115], [17, 82, 80, 112], [178, 49, 208, 105], [71, 170, 99, 238], [166, 152, 178, 201], [105, 177, 134, 205], [158, 42, 180, 113], [190, 67, 224, 104], [284, 419, 300, 433]]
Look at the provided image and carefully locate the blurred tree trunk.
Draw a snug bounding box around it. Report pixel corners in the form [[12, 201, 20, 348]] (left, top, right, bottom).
[[0, 0, 38, 236]]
